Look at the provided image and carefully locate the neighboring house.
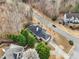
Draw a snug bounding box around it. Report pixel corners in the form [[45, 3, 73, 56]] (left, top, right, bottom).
[[63, 13, 79, 28], [1, 44, 24, 59], [27, 24, 51, 42]]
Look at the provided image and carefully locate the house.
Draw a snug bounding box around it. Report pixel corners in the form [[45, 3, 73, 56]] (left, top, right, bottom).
[[63, 12, 79, 28], [1, 44, 24, 59], [27, 24, 51, 42]]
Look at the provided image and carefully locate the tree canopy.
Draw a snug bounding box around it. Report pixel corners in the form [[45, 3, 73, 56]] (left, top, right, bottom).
[[36, 42, 50, 59], [16, 34, 27, 46], [21, 28, 36, 47], [8, 28, 37, 47]]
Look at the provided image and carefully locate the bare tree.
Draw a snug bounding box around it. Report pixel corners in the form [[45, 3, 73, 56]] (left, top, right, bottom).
[[22, 49, 40, 59], [0, 0, 32, 38]]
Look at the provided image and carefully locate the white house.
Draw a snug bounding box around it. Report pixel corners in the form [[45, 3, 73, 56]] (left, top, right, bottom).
[[1, 44, 24, 59], [63, 13, 79, 28], [64, 13, 79, 24]]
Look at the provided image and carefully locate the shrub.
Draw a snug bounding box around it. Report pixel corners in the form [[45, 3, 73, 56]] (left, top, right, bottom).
[[52, 16, 57, 21], [21, 28, 37, 47], [20, 29, 28, 37], [69, 40, 74, 46], [27, 34, 36, 47], [27, 29, 36, 47], [7, 34, 18, 41], [36, 42, 50, 59], [16, 34, 27, 46], [8, 34, 27, 46], [8, 28, 37, 46]]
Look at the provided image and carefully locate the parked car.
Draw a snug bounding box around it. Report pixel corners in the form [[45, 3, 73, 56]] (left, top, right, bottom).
[[52, 24, 56, 28]]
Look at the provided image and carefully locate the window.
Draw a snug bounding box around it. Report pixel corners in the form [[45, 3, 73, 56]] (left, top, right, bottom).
[[13, 53, 17, 59]]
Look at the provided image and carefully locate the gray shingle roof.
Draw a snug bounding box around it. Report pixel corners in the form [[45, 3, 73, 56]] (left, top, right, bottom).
[[66, 13, 79, 19], [28, 25, 51, 41]]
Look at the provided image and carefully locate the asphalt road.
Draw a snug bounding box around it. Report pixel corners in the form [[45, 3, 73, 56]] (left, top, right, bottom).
[[33, 10, 79, 59]]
